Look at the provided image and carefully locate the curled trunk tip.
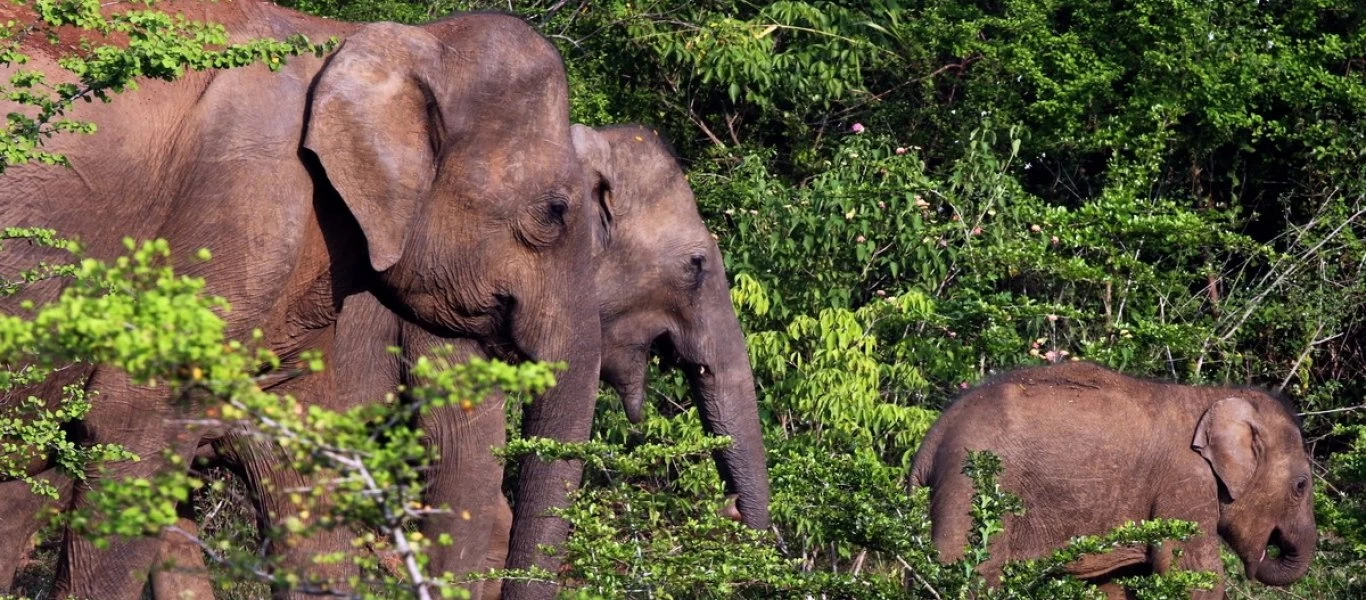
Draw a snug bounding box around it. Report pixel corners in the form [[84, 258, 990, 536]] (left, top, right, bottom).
[[1253, 527, 1315, 587]]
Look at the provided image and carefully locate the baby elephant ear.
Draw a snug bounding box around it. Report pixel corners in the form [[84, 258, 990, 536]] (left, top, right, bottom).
[[1193, 396, 1261, 501], [570, 124, 616, 253]]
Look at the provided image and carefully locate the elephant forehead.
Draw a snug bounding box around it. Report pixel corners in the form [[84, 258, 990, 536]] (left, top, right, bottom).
[[630, 216, 701, 252], [442, 129, 575, 180]]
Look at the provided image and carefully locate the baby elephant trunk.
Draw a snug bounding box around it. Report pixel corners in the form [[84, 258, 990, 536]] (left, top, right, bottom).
[[1253, 520, 1316, 586]]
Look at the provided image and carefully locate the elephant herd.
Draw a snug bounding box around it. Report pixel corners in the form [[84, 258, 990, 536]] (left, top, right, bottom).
[[0, 1, 1316, 599]]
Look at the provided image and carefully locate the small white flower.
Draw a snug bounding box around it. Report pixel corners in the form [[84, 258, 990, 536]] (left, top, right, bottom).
[[1024, 162, 1032, 170], [1207, 31, 1215, 41]]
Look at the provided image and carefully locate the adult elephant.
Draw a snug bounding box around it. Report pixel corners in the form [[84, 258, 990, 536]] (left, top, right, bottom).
[[911, 361, 1316, 598], [0, 2, 601, 599]]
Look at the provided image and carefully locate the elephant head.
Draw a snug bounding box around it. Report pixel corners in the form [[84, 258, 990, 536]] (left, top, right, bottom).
[[305, 15, 598, 361], [1193, 393, 1316, 586], [568, 124, 772, 530]]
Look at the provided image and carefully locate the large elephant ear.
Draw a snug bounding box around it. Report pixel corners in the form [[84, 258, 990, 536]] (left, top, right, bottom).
[[304, 23, 445, 272], [1193, 396, 1262, 501], [571, 124, 617, 253]]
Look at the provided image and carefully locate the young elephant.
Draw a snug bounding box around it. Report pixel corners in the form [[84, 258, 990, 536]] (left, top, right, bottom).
[[911, 361, 1315, 598]]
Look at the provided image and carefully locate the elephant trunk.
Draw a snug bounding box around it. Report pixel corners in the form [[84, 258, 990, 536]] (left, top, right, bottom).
[[502, 294, 602, 600], [1253, 522, 1316, 587], [679, 304, 771, 530]]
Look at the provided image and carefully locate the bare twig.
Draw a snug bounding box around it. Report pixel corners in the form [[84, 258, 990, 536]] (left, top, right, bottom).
[[1299, 404, 1366, 417], [1218, 207, 1366, 343], [1276, 324, 1327, 392], [896, 555, 943, 600]]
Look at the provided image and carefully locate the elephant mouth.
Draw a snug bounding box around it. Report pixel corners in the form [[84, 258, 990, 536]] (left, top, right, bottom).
[[1249, 525, 1312, 587], [1259, 527, 1286, 564], [603, 333, 669, 424], [478, 293, 536, 363], [651, 333, 687, 372]]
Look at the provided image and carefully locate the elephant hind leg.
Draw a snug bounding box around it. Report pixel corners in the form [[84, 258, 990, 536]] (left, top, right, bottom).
[[52, 369, 209, 600]]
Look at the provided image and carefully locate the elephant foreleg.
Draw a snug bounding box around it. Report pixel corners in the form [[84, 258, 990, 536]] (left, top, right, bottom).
[[405, 329, 508, 597], [52, 369, 207, 600], [1158, 534, 1225, 599], [1148, 501, 1224, 599], [215, 369, 358, 600], [480, 493, 512, 600], [150, 517, 216, 600], [417, 397, 507, 594]]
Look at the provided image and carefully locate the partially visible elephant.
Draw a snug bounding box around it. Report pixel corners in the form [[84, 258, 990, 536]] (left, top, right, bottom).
[[135, 123, 773, 599], [910, 361, 1316, 598], [0, 2, 603, 598]]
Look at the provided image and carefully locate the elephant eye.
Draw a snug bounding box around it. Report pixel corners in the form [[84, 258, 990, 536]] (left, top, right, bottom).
[[687, 253, 706, 291], [542, 197, 569, 226], [518, 195, 572, 248], [690, 254, 705, 274], [1293, 476, 1309, 497]]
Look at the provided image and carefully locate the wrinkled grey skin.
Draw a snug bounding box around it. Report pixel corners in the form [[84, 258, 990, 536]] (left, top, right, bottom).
[[0, 3, 601, 599], [134, 124, 773, 599], [911, 361, 1316, 599]]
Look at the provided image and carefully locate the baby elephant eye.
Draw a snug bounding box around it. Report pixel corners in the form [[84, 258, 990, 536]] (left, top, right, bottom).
[[679, 253, 707, 293], [1293, 476, 1309, 496]]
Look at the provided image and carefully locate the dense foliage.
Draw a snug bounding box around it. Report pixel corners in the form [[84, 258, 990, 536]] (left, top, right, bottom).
[[4, 0, 1366, 598]]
